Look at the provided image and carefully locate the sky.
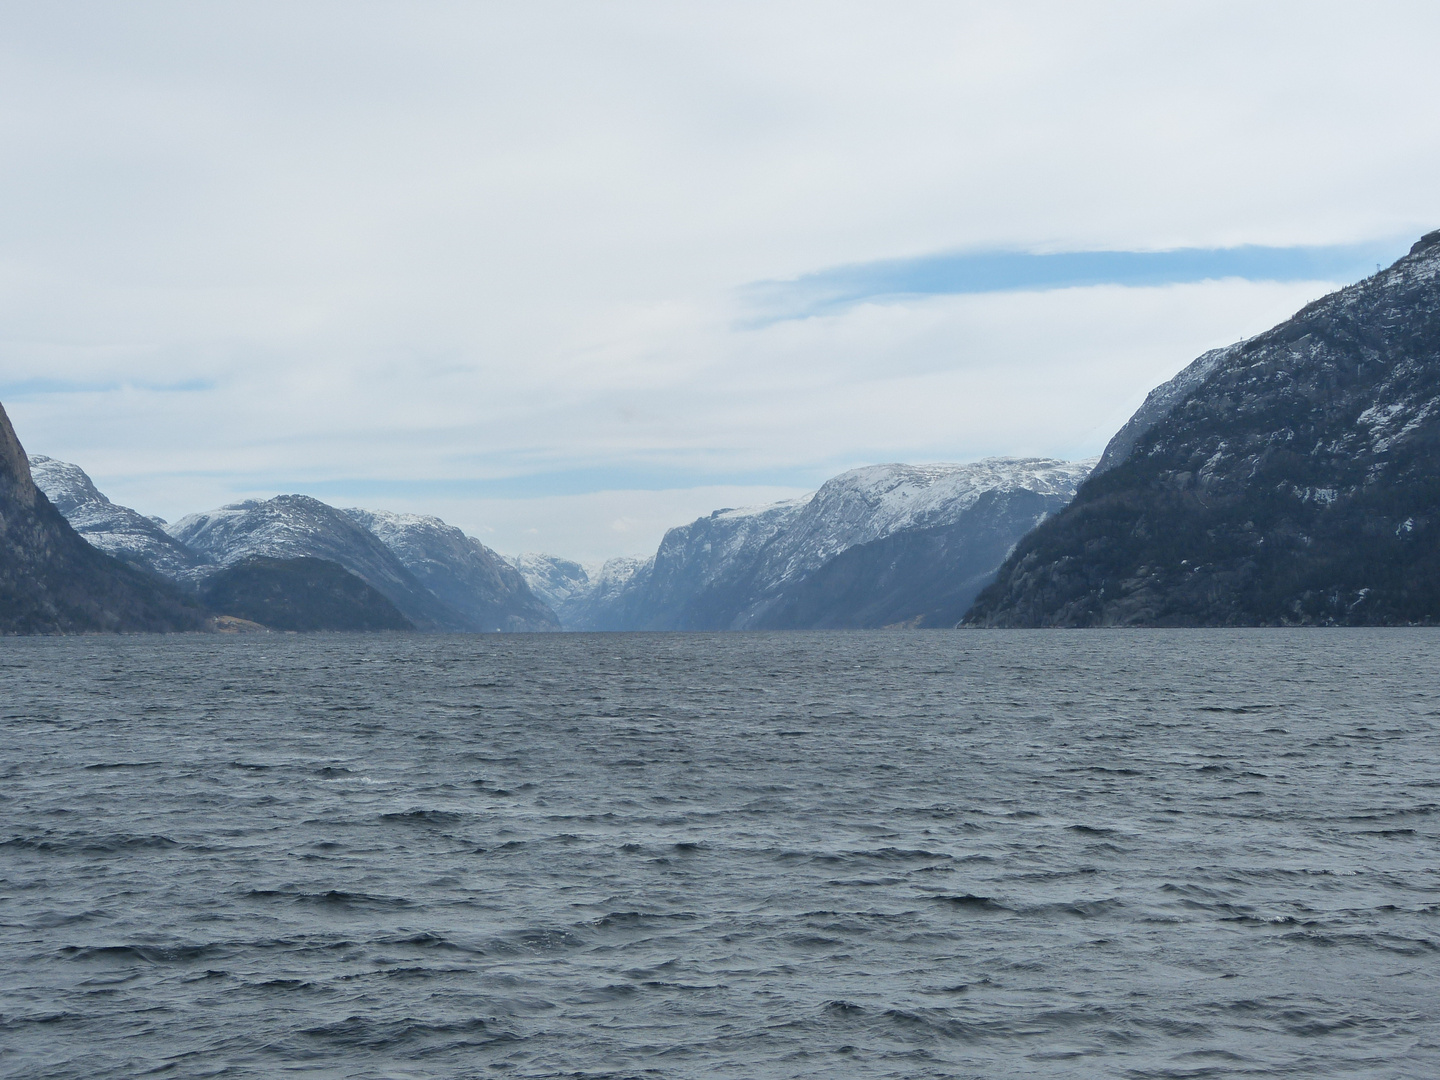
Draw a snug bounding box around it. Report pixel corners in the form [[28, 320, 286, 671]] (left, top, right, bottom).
[[1, 2, 1437, 562]]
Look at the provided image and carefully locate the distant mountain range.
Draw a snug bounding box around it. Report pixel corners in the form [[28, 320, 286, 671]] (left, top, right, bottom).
[[21, 455, 558, 633], [8, 228, 1440, 633], [511, 459, 1092, 630]]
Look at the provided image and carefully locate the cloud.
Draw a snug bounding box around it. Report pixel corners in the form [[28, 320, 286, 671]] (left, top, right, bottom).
[[743, 241, 1411, 323], [1, 3, 1438, 558]]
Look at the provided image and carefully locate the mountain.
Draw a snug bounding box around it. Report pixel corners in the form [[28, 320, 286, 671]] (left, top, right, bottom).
[[552, 458, 1091, 630], [27, 455, 211, 581], [755, 486, 1078, 628], [343, 509, 559, 632], [508, 552, 594, 621], [27, 456, 554, 632], [167, 495, 471, 631], [0, 403, 205, 634], [965, 229, 1440, 627], [551, 556, 650, 630], [199, 556, 413, 631]]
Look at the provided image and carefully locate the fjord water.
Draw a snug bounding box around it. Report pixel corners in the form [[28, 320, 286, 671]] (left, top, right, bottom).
[[1, 632, 1436, 1079]]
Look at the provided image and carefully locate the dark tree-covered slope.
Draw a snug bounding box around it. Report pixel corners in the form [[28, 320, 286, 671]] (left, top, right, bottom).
[[199, 556, 413, 631], [965, 230, 1440, 627], [0, 403, 205, 634]]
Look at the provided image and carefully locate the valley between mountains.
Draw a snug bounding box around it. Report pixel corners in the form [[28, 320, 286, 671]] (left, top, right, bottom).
[[5, 229, 1440, 633]]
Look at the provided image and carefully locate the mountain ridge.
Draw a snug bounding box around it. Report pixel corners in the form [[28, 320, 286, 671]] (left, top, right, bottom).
[[965, 228, 1440, 627], [1, 405, 205, 634], [517, 457, 1094, 630]]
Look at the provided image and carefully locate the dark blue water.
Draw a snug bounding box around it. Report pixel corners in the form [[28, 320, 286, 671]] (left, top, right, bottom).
[[1, 630, 1437, 1079]]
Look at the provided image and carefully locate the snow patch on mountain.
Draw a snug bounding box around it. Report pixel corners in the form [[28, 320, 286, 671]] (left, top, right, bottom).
[[344, 508, 559, 632], [28, 455, 209, 580], [168, 495, 469, 630], [508, 553, 596, 612]]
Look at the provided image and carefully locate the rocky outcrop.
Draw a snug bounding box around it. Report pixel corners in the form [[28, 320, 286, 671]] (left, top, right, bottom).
[[0, 404, 205, 634], [965, 229, 1440, 627], [343, 510, 558, 632]]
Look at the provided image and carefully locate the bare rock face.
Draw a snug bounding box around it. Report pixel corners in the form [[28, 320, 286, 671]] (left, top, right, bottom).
[[966, 230, 1440, 627], [0, 403, 204, 634]]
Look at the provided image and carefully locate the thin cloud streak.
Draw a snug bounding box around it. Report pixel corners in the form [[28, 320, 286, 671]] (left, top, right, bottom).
[[743, 241, 1411, 323]]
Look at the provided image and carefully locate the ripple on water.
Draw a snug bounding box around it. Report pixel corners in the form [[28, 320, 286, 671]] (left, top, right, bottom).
[[1, 628, 1438, 1079]]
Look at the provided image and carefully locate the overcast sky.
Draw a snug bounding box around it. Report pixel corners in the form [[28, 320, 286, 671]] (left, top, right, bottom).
[[2, 2, 1437, 561]]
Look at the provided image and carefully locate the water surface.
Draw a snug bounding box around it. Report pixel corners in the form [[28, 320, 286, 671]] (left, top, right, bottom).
[[2, 630, 1437, 1078]]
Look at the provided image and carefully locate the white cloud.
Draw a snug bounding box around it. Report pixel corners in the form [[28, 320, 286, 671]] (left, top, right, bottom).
[[1, 2, 1438, 558]]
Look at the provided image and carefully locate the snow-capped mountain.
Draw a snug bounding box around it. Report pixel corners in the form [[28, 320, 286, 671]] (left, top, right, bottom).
[[556, 556, 652, 630], [167, 495, 470, 631], [27, 455, 562, 633], [546, 457, 1092, 630], [507, 554, 656, 630], [2, 412, 202, 633], [344, 509, 558, 632], [967, 228, 1440, 626], [508, 553, 591, 610], [28, 455, 211, 581]]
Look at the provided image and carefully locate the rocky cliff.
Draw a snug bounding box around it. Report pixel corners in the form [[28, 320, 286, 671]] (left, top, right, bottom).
[[965, 229, 1440, 626]]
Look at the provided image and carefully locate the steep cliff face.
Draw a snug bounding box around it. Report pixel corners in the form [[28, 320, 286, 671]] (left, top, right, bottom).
[[557, 458, 1091, 630], [167, 495, 470, 631], [343, 509, 559, 632], [0, 405, 204, 634], [966, 230, 1440, 627], [28, 455, 210, 581]]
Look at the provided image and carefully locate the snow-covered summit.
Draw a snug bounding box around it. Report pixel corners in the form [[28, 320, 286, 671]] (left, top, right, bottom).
[[546, 455, 1093, 630], [760, 457, 1095, 586], [167, 495, 468, 629], [28, 455, 208, 580], [344, 508, 559, 632]]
